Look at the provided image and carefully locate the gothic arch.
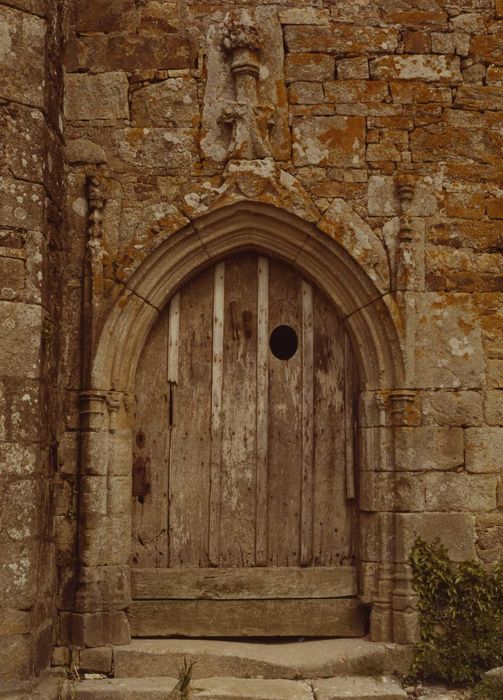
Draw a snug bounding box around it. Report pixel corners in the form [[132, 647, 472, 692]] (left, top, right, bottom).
[[75, 201, 407, 647]]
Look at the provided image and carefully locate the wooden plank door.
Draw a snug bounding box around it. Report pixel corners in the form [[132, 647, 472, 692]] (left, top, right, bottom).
[[130, 252, 365, 637]]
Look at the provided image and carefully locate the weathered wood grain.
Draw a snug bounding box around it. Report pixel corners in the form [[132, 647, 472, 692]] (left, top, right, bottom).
[[267, 259, 303, 566], [131, 565, 357, 599], [168, 267, 214, 567], [132, 308, 169, 567], [256, 255, 269, 566], [208, 262, 225, 565], [344, 334, 356, 501], [301, 280, 314, 566], [219, 254, 258, 567], [128, 598, 367, 638]]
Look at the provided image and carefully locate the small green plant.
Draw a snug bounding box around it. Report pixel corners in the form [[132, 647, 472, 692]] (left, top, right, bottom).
[[171, 657, 195, 700], [409, 538, 503, 685]]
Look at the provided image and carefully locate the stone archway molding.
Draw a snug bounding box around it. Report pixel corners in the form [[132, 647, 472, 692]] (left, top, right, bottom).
[[71, 198, 409, 651]]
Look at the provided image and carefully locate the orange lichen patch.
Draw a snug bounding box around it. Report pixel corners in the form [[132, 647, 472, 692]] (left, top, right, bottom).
[[126, 128, 147, 146], [471, 33, 503, 66], [445, 192, 486, 220], [388, 11, 448, 29]]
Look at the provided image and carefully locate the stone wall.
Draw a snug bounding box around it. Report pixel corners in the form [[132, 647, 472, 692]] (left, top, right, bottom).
[[1, 0, 503, 689], [0, 0, 66, 692]]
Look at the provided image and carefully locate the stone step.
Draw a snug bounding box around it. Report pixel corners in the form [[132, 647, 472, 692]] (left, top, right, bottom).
[[113, 639, 413, 680], [313, 676, 407, 700], [73, 676, 312, 699]]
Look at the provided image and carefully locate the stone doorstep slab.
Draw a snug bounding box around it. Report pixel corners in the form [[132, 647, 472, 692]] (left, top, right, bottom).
[[73, 675, 407, 700], [313, 676, 407, 700], [113, 639, 413, 680], [73, 676, 312, 699]]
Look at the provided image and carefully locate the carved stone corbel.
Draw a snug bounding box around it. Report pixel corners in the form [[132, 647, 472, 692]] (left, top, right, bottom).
[[394, 174, 416, 291]]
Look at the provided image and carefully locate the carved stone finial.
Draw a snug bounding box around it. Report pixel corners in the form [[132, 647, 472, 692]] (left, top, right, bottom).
[[86, 176, 106, 274], [393, 174, 416, 290]]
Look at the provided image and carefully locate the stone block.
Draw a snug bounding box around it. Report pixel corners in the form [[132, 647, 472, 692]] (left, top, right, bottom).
[[390, 81, 451, 105], [285, 53, 335, 82], [0, 256, 25, 300], [337, 57, 369, 80], [455, 84, 503, 111], [66, 34, 193, 73], [403, 31, 431, 54], [66, 139, 108, 164], [0, 607, 33, 635], [324, 80, 388, 103], [0, 540, 38, 608], [52, 645, 70, 667], [370, 55, 462, 82], [138, 1, 179, 34], [285, 25, 399, 54], [292, 116, 365, 167], [0, 479, 39, 541], [360, 471, 425, 512], [395, 513, 476, 562], [421, 391, 483, 427], [431, 31, 470, 56], [1, 378, 42, 442], [485, 391, 503, 425], [392, 611, 420, 646], [415, 293, 485, 390], [425, 473, 497, 512], [113, 128, 197, 170], [74, 0, 136, 33], [465, 427, 503, 472], [0, 177, 46, 231], [279, 8, 330, 25], [289, 82, 324, 105], [0, 6, 46, 107], [65, 72, 130, 122], [471, 33, 503, 65], [131, 77, 198, 127], [367, 175, 437, 217], [411, 122, 503, 164], [394, 427, 464, 472], [79, 646, 112, 673], [0, 634, 31, 681], [313, 676, 407, 700], [0, 302, 42, 379], [476, 514, 503, 564], [0, 102, 47, 185]]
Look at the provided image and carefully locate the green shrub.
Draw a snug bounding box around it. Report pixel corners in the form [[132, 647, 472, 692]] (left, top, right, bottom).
[[409, 537, 503, 685]]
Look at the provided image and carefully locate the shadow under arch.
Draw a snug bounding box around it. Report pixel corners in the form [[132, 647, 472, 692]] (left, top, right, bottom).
[[75, 201, 407, 646], [93, 201, 404, 394]]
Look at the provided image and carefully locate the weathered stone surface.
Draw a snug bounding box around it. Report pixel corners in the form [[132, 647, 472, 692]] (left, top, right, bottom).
[[476, 515, 503, 564], [485, 391, 503, 425], [193, 677, 313, 700], [74, 676, 178, 698], [131, 77, 198, 127], [113, 638, 413, 679], [289, 81, 325, 105], [465, 427, 503, 472], [285, 25, 399, 54], [318, 198, 390, 291], [471, 32, 503, 65], [66, 34, 193, 73], [455, 84, 503, 111], [285, 53, 335, 82], [0, 103, 47, 185], [0, 5, 46, 107], [425, 473, 497, 512], [0, 177, 46, 231], [393, 427, 464, 472], [421, 391, 483, 427], [113, 128, 197, 169], [138, 1, 179, 34], [74, 0, 136, 33], [313, 676, 406, 700], [324, 80, 389, 103], [367, 175, 437, 217], [0, 302, 42, 379], [337, 57, 369, 80], [371, 55, 461, 82], [65, 73, 130, 122], [395, 513, 477, 562], [66, 139, 108, 164], [279, 8, 330, 25], [292, 116, 365, 167], [79, 646, 113, 674], [411, 122, 503, 164], [415, 294, 485, 389]]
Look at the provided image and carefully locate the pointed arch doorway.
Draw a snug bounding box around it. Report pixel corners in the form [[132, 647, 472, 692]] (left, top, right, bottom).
[[128, 251, 367, 637]]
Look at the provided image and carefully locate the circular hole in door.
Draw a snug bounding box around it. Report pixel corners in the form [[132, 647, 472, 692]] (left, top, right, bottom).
[[269, 325, 298, 361]]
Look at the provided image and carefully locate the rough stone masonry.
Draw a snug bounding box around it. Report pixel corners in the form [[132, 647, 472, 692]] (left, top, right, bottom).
[[0, 0, 502, 694]]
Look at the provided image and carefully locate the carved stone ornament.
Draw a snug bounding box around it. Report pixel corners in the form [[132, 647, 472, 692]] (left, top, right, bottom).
[[201, 8, 290, 162], [394, 173, 416, 291], [86, 175, 106, 278]]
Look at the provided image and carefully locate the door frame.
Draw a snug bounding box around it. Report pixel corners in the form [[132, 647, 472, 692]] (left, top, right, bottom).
[[73, 201, 410, 647]]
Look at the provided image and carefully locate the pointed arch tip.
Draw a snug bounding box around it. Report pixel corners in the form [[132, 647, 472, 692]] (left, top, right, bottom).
[[92, 200, 404, 393]]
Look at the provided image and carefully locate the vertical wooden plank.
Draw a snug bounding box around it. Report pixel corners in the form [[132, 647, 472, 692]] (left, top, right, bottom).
[[345, 335, 356, 500], [167, 293, 180, 384], [312, 288, 353, 566], [168, 267, 214, 567], [132, 308, 169, 567], [219, 253, 258, 567], [301, 281, 314, 566], [208, 262, 225, 565], [256, 256, 269, 566], [267, 259, 303, 566]]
